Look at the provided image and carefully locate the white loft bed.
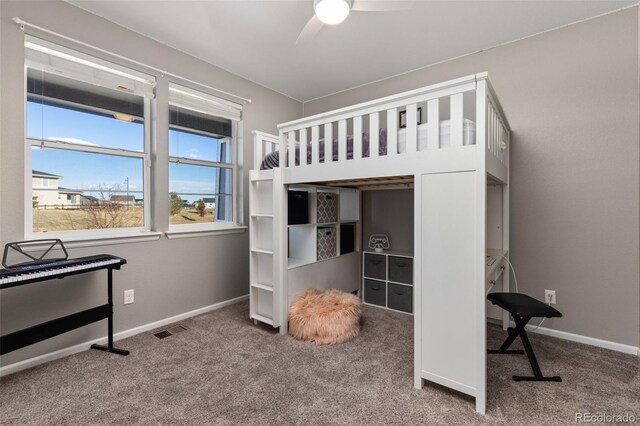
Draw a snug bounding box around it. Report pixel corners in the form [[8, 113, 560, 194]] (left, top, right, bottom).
[[249, 73, 511, 415]]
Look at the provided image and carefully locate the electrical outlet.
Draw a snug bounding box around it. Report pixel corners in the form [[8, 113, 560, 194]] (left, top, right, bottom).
[[124, 289, 134, 305], [545, 289, 556, 305]]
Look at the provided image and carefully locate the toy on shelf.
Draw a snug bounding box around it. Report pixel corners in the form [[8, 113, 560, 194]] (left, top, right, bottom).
[[368, 234, 390, 253]]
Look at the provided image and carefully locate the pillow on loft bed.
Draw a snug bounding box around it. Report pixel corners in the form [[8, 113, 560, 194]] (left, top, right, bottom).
[[259, 119, 476, 170], [260, 128, 387, 170]]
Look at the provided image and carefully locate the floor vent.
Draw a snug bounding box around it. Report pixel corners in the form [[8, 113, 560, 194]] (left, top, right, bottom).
[[154, 330, 172, 339], [153, 324, 188, 339]]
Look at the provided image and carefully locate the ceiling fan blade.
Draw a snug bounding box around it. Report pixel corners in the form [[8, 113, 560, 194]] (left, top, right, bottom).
[[351, 0, 414, 12], [296, 15, 324, 45]]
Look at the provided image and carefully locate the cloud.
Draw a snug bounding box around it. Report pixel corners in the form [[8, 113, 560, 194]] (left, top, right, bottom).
[[48, 136, 98, 146]]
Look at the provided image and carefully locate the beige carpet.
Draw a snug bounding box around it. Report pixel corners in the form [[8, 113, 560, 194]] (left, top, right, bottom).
[[0, 300, 638, 425]]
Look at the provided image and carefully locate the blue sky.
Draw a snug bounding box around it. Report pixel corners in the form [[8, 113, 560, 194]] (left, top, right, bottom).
[[27, 101, 144, 151], [28, 102, 224, 202], [169, 129, 218, 162]]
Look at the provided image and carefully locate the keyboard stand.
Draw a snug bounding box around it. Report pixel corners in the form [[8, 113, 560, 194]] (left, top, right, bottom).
[[0, 261, 129, 356], [90, 269, 129, 355]]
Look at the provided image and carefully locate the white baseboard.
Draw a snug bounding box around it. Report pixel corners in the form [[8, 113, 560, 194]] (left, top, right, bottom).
[[0, 294, 249, 377], [504, 320, 640, 357]]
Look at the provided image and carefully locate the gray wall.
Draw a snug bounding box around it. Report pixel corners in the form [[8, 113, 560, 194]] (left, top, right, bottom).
[[305, 9, 640, 347], [362, 190, 413, 254], [0, 1, 301, 365]]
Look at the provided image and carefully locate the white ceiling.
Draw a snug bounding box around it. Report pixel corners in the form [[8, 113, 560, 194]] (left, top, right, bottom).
[[67, 0, 635, 102]]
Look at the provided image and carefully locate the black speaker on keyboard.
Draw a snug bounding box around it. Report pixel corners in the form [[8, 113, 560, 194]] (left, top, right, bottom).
[[288, 190, 309, 225]]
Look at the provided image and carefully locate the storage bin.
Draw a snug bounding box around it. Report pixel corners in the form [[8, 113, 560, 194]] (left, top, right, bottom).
[[317, 227, 337, 261], [363, 253, 386, 280], [317, 192, 338, 224], [364, 279, 386, 307], [387, 283, 413, 313], [288, 190, 309, 225], [388, 256, 413, 284], [340, 223, 355, 255], [362, 251, 414, 314]]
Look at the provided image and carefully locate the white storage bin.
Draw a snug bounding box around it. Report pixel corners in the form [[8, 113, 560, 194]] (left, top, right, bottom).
[[317, 192, 338, 224], [317, 227, 337, 261]]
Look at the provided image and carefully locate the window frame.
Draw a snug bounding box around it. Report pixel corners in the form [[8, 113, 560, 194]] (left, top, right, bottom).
[[23, 45, 153, 240], [167, 84, 242, 233]]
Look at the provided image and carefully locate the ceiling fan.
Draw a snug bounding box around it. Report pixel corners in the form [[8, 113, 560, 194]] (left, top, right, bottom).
[[297, 0, 414, 44]]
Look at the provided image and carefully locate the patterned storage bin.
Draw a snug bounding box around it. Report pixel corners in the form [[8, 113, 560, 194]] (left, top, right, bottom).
[[317, 192, 338, 224], [317, 227, 337, 261]]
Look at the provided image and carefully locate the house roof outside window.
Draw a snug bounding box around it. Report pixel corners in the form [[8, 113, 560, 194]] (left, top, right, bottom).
[[32, 170, 62, 179]]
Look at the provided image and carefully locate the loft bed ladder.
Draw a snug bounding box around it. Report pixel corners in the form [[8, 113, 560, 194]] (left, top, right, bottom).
[[249, 132, 285, 329]]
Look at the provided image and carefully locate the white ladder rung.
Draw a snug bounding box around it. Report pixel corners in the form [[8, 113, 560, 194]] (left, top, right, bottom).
[[251, 313, 274, 326], [251, 248, 273, 255], [251, 282, 274, 292]]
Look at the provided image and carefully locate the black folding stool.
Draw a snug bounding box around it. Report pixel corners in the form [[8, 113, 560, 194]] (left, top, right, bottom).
[[487, 292, 562, 382]]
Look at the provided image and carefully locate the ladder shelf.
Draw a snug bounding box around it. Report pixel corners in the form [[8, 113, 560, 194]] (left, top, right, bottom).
[[249, 170, 283, 328]]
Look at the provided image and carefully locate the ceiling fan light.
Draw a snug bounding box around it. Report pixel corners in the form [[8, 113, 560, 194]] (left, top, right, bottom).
[[314, 0, 350, 25]]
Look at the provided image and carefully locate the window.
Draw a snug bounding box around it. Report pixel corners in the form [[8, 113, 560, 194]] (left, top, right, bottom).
[[25, 37, 155, 234], [168, 83, 241, 227]]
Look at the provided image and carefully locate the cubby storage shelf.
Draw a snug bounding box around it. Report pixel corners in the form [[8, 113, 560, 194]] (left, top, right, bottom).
[[287, 186, 359, 270], [388, 282, 412, 287], [362, 251, 414, 314]]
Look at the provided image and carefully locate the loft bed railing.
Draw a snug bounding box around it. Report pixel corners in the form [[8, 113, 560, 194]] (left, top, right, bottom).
[[485, 91, 510, 182], [252, 131, 280, 170], [253, 73, 510, 183]]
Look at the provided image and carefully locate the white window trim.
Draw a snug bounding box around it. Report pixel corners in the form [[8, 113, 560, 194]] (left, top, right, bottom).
[[168, 85, 242, 234], [29, 230, 163, 249], [168, 83, 241, 121], [20, 37, 251, 245], [165, 224, 247, 240], [24, 78, 153, 241], [25, 36, 155, 98]]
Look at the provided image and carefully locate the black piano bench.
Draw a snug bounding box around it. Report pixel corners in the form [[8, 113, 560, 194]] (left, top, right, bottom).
[[487, 292, 563, 382]]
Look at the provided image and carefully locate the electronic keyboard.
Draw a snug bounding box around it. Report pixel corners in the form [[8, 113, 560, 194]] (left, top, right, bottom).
[[0, 254, 126, 288], [0, 240, 129, 356]]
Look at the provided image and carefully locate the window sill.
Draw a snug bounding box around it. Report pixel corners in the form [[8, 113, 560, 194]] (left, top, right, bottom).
[[165, 224, 247, 240], [28, 231, 163, 249]]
